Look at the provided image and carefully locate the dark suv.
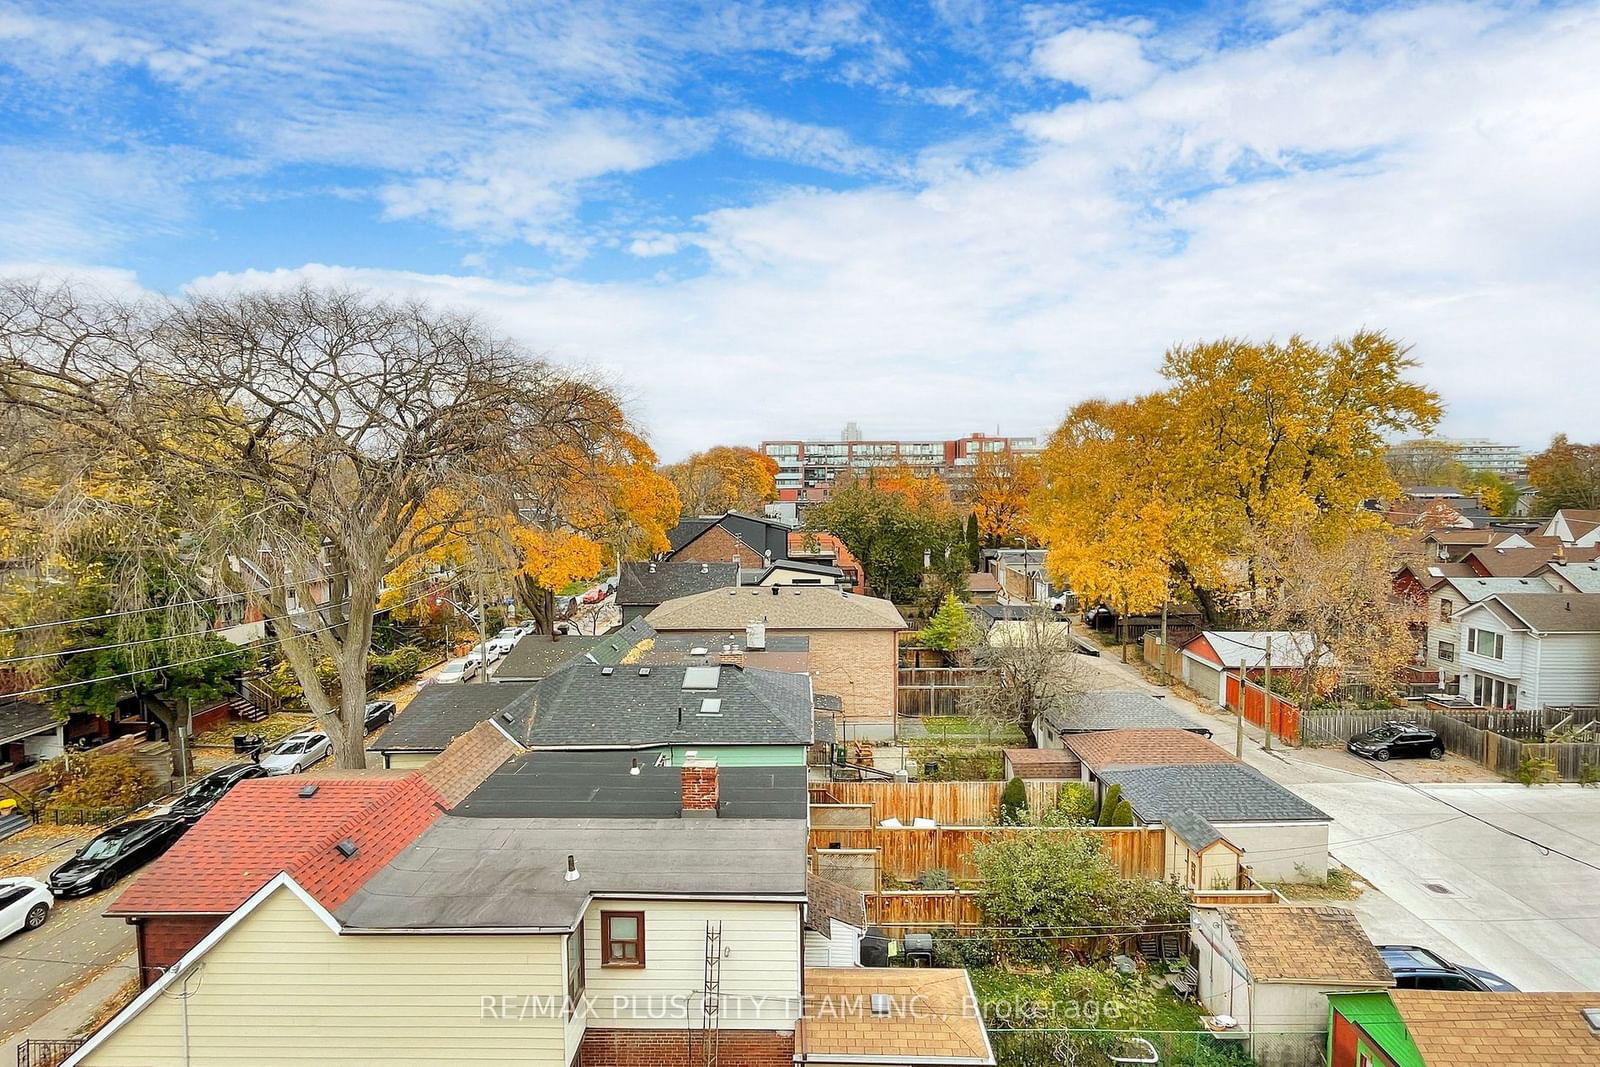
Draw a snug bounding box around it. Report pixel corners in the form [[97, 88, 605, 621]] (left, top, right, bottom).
[[168, 763, 269, 823], [1348, 721, 1444, 761], [1377, 945, 1518, 991]]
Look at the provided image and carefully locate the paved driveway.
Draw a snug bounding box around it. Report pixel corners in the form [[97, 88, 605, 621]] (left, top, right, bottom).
[[1293, 779, 1600, 991]]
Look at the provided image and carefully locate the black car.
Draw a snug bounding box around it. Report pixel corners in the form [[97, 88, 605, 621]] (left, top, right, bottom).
[[1348, 721, 1444, 761], [364, 700, 397, 732], [48, 817, 190, 897], [168, 763, 270, 823], [1377, 945, 1518, 992]]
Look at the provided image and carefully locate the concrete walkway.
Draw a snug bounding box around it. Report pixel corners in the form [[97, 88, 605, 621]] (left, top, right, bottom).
[[0, 953, 133, 1063]]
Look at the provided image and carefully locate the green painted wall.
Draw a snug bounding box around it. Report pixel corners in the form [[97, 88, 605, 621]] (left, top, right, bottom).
[[666, 744, 806, 767]]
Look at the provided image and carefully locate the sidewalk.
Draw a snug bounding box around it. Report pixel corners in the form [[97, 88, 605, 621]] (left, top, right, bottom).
[[0, 955, 133, 1064]]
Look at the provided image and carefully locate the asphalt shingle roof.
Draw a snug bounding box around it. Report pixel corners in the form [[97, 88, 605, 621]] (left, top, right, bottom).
[[1221, 906, 1393, 985], [1389, 990, 1600, 1066], [375, 682, 538, 754], [452, 750, 808, 820], [799, 968, 993, 1064], [1001, 748, 1081, 779], [1542, 561, 1600, 593], [1064, 728, 1237, 772], [491, 633, 600, 681], [336, 814, 808, 930], [517, 661, 815, 748], [646, 585, 906, 630], [1041, 690, 1206, 734], [1479, 592, 1600, 633], [1097, 762, 1329, 824], [0, 698, 54, 745], [617, 561, 739, 606]]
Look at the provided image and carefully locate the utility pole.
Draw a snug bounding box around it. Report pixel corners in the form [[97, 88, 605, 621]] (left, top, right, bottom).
[[1158, 596, 1170, 684], [475, 573, 490, 684], [1263, 635, 1274, 752], [1234, 664, 1245, 760]]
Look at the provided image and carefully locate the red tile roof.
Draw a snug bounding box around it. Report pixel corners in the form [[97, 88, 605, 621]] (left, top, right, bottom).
[[108, 775, 445, 917]]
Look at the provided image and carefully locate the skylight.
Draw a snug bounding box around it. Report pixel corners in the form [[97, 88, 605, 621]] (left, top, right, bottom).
[[683, 665, 721, 690]]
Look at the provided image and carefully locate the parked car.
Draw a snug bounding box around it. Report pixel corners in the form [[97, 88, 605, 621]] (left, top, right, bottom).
[[580, 585, 606, 605], [485, 635, 519, 657], [514, 623, 538, 638], [1348, 722, 1444, 761], [258, 732, 332, 775], [1377, 945, 1518, 992], [435, 657, 477, 684], [48, 817, 190, 897], [0, 878, 53, 938], [168, 763, 269, 822], [364, 700, 397, 732]]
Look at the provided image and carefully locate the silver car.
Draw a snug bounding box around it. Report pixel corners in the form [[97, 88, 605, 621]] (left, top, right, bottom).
[[259, 732, 331, 775]]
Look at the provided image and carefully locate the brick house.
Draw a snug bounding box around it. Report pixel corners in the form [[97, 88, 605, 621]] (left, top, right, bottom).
[[645, 586, 906, 737], [665, 512, 793, 568]]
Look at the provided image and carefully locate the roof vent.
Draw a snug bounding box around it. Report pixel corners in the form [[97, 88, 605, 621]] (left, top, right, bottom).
[[690, 647, 710, 657], [601, 666, 614, 676], [772, 584, 781, 596], [500, 711, 513, 724], [639, 667, 651, 676], [630, 758, 640, 776], [298, 784, 319, 798], [564, 854, 580, 882], [700, 563, 708, 573], [648, 561, 656, 573], [870, 993, 892, 1018], [335, 839, 358, 858]]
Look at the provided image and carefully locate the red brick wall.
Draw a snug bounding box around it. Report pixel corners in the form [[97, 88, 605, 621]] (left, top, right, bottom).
[[673, 525, 765, 568], [681, 766, 719, 810], [135, 916, 222, 987], [579, 1028, 793, 1067]]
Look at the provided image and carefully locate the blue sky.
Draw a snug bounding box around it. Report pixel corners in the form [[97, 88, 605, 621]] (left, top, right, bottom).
[[2, 0, 1597, 459]]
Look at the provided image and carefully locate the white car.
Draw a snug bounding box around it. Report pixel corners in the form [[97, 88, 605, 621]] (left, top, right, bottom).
[[258, 732, 331, 775], [435, 657, 477, 684], [0, 878, 53, 939], [485, 635, 518, 657]]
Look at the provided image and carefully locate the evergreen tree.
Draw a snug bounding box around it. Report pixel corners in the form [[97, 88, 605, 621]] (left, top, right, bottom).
[[998, 775, 1030, 825]]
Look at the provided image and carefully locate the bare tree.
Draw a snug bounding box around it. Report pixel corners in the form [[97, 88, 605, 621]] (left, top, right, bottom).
[[0, 280, 635, 768], [962, 608, 1087, 747], [1252, 522, 1424, 707]]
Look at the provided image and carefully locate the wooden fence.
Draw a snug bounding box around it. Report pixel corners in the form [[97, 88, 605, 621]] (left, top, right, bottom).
[[897, 665, 992, 719], [1301, 707, 1600, 781], [810, 780, 1075, 825], [1223, 674, 1301, 746], [810, 825, 1167, 883], [866, 889, 984, 929]]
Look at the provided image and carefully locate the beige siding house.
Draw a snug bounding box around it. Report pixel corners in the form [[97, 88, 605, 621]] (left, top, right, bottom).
[[646, 587, 905, 737]]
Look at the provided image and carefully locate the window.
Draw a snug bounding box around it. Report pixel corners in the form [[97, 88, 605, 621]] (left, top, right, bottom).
[[566, 926, 585, 1010], [1466, 628, 1503, 659], [1439, 598, 1453, 621], [602, 911, 645, 967], [1438, 640, 1455, 662], [1473, 675, 1518, 710]]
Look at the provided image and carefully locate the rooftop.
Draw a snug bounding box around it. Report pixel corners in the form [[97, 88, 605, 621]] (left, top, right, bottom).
[[1097, 762, 1329, 824], [1040, 690, 1207, 735], [108, 775, 444, 917], [798, 968, 994, 1065], [491, 632, 601, 682], [1002, 748, 1082, 779], [1063, 728, 1238, 772], [0, 698, 54, 745], [1188, 631, 1333, 669], [516, 661, 815, 748], [646, 585, 906, 631], [617, 560, 738, 606], [1466, 544, 1600, 577], [374, 681, 538, 754], [452, 749, 808, 820], [1474, 592, 1600, 633], [1390, 990, 1600, 1066], [1219, 905, 1393, 985], [336, 814, 808, 931]]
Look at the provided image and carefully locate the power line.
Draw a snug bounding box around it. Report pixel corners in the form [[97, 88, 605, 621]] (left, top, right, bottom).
[[0, 581, 441, 702]]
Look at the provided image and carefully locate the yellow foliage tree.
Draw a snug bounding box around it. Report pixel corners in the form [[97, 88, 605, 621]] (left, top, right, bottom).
[[968, 450, 1040, 545], [661, 445, 778, 515]]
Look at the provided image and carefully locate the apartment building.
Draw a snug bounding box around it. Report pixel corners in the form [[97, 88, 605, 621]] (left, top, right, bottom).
[[760, 428, 1040, 498]]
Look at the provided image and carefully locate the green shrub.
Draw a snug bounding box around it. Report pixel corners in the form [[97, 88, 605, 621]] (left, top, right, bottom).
[[1579, 763, 1600, 788], [919, 868, 954, 890], [1051, 783, 1098, 825], [1096, 783, 1123, 826], [1104, 798, 1135, 826], [998, 776, 1029, 825], [917, 593, 978, 652], [1515, 752, 1556, 787]]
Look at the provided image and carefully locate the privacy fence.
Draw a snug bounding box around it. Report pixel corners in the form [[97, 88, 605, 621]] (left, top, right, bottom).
[[1301, 705, 1600, 781], [810, 825, 1168, 886], [810, 781, 1076, 825]]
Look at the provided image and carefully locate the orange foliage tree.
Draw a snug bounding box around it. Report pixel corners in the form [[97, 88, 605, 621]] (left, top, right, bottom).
[[662, 446, 779, 515], [967, 450, 1040, 546]]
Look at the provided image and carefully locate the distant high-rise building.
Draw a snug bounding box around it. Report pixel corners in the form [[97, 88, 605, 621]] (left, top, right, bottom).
[[759, 429, 1041, 501], [1389, 437, 1528, 476]]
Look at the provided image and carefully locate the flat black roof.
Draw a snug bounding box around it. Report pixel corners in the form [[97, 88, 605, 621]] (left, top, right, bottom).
[[453, 749, 808, 821]]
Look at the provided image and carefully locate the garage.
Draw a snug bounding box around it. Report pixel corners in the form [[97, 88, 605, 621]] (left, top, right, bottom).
[[1182, 652, 1224, 704]]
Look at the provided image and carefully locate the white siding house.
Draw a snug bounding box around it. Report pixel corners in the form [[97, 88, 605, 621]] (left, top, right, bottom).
[[1453, 593, 1600, 710], [1422, 576, 1559, 691]]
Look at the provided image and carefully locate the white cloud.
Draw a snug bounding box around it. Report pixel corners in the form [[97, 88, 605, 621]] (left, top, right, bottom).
[[722, 111, 901, 177], [1032, 26, 1158, 98], [177, 2, 1600, 460]]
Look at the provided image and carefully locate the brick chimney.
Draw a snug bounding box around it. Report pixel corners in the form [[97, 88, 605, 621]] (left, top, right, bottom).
[[681, 759, 719, 817]]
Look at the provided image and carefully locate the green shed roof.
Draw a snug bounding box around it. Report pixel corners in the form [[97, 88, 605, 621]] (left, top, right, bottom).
[[1329, 992, 1424, 1067]]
